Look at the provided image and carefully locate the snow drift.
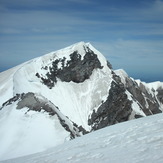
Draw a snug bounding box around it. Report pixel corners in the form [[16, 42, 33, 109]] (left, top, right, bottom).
[[1, 113, 163, 163]]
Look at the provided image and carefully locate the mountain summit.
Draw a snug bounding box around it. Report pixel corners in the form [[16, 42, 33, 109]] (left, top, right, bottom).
[[0, 42, 163, 160]]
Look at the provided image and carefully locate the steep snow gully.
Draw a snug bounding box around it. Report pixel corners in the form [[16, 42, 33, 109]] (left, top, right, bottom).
[[0, 42, 163, 161]]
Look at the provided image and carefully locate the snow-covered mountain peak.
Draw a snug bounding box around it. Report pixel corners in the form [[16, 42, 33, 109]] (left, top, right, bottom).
[[30, 41, 113, 90], [0, 42, 163, 161], [41, 41, 87, 61], [38, 41, 110, 72]]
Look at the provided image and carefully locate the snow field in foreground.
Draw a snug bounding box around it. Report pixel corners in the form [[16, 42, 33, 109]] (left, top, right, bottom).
[[0, 105, 69, 161], [1, 113, 163, 163]]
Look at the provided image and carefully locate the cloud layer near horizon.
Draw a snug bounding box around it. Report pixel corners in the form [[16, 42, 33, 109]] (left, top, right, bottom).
[[0, 0, 163, 82]]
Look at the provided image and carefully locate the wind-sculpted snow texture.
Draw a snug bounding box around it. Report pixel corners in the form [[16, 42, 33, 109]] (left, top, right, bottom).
[[0, 42, 163, 160], [1, 113, 163, 163]]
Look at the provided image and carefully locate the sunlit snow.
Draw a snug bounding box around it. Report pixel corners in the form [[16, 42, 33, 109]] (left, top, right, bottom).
[[1, 113, 163, 163]]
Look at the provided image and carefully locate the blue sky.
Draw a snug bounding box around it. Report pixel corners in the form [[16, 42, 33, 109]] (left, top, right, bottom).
[[0, 0, 163, 82]]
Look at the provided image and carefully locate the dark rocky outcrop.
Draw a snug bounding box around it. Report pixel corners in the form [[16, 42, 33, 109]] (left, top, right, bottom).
[[59, 118, 88, 139], [1, 94, 22, 108], [1, 92, 88, 139], [157, 87, 163, 104], [87, 70, 163, 131], [36, 47, 103, 89], [16, 92, 56, 115], [88, 79, 132, 131]]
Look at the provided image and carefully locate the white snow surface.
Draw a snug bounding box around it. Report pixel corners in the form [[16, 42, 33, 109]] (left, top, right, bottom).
[[1, 113, 163, 163], [0, 102, 69, 161], [144, 81, 163, 91]]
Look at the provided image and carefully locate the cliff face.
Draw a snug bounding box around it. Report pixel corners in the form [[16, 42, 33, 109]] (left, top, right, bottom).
[[88, 73, 133, 130]]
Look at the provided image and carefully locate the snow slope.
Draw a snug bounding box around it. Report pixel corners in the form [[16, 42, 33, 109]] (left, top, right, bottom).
[[1, 113, 163, 163], [0, 101, 69, 160]]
